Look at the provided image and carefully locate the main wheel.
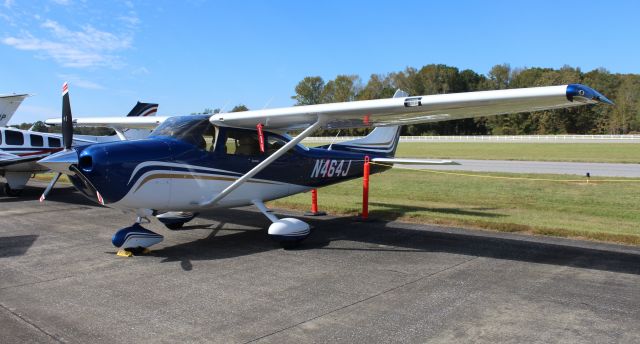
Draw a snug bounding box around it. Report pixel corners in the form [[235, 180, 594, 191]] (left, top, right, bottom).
[[3, 184, 22, 197]]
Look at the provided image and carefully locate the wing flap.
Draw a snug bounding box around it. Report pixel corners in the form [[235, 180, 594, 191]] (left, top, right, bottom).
[[210, 84, 611, 130]]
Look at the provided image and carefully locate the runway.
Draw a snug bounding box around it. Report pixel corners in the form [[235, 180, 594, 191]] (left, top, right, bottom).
[[1, 182, 639, 343], [400, 159, 640, 178]]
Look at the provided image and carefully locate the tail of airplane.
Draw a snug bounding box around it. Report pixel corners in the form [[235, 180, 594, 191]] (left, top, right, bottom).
[[120, 102, 159, 140], [325, 89, 407, 158], [127, 102, 158, 117], [329, 125, 401, 158], [0, 94, 29, 127]]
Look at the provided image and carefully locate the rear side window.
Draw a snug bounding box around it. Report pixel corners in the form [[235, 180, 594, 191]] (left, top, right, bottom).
[[30, 134, 44, 147], [48, 137, 62, 147], [5, 130, 24, 145]]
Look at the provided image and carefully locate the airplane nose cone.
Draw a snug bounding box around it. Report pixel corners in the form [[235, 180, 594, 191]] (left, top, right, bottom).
[[38, 149, 79, 174]]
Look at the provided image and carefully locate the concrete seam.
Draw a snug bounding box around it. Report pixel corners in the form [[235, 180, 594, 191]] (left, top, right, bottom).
[[0, 302, 65, 343]]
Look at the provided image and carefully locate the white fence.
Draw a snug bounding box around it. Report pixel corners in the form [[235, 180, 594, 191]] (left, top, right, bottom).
[[303, 135, 640, 143]]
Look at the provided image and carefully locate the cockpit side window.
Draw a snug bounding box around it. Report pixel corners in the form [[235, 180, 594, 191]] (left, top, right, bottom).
[[225, 129, 260, 156], [222, 128, 293, 157]]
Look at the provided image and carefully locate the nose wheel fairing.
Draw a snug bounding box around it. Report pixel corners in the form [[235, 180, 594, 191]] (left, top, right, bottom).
[[112, 223, 164, 252]]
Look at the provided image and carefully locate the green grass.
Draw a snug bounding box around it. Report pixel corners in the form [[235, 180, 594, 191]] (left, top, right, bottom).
[[394, 142, 640, 163], [269, 169, 640, 245]]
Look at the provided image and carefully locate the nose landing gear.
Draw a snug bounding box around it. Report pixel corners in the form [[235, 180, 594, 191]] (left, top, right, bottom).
[[112, 214, 164, 257]]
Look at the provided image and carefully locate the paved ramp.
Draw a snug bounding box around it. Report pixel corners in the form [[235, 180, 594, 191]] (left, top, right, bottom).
[[1, 184, 639, 343]]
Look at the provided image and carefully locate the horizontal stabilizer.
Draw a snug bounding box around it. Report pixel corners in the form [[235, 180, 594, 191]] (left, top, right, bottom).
[[372, 158, 459, 165]]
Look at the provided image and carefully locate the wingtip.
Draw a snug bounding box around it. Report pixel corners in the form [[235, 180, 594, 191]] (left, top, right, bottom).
[[566, 84, 613, 105]]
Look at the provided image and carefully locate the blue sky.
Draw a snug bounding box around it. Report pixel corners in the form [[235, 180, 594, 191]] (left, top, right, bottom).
[[1, 0, 639, 123]]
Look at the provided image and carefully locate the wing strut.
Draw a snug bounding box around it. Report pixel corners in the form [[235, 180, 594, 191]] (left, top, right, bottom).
[[197, 119, 323, 207]]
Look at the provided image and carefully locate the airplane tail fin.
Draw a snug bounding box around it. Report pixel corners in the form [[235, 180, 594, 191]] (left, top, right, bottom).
[[127, 102, 158, 117], [327, 89, 407, 158], [0, 94, 29, 127], [118, 102, 159, 140]]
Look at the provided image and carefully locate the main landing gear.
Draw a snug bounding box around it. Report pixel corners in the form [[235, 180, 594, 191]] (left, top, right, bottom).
[[252, 200, 310, 249]]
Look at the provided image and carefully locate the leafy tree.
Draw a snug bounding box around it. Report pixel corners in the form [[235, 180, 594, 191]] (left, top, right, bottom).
[[322, 75, 360, 103], [292, 76, 325, 105], [230, 105, 249, 112]]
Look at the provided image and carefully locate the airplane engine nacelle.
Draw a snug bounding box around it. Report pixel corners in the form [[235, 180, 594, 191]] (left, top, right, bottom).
[[268, 218, 310, 242]]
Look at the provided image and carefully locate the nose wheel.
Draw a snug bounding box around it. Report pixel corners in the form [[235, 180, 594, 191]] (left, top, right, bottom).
[[112, 217, 164, 256]]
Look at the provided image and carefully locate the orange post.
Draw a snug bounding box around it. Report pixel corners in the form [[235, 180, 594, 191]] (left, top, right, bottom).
[[362, 156, 370, 220], [305, 188, 326, 216], [311, 188, 319, 213]]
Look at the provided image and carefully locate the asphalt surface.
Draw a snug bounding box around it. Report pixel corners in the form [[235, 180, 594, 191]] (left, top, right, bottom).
[[1, 182, 640, 343], [402, 159, 640, 178]]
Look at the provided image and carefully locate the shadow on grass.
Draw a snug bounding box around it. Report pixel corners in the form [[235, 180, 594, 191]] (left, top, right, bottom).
[[149, 207, 640, 275]]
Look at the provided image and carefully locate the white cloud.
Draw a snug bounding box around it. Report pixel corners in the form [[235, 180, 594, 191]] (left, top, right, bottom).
[[57, 74, 105, 90], [51, 0, 71, 5], [4, 0, 14, 8], [2, 19, 134, 68]]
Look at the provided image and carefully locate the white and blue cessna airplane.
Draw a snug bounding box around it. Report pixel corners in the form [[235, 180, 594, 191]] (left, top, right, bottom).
[[39, 83, 612, 253], [0, 97, 158, 196]]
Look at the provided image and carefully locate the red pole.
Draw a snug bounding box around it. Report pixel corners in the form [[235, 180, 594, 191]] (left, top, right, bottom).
[[362, 156, 370, 220], [305, 188, 326, 216], [311, 189, 319, 213]]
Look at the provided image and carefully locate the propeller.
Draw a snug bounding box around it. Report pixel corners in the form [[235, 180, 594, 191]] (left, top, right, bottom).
[[40, 82, 73, 202]]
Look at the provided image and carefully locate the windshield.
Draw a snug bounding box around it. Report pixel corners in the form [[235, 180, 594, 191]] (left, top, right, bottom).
[[150, 115, 214, 149]]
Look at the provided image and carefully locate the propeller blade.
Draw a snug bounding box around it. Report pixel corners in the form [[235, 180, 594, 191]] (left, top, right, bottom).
[[61, 82, 73, 150], [39, 172, 61, 203]]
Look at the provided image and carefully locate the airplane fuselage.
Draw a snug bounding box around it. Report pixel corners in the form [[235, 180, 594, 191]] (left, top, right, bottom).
[[67, 123, 390, 212]]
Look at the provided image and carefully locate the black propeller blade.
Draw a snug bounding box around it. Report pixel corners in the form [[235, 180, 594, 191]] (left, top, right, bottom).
[[40, 82, 73, 202], [61, 82, 73, 150]]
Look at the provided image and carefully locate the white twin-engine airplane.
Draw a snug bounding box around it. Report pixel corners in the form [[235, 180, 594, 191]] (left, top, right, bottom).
[[39, 83, 612, 254], [0, 96, 159, 196]]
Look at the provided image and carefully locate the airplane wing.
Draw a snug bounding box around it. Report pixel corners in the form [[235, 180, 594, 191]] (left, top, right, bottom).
[[44, 116, 169, 129], [209, 84, 612, 130], [0, 150, 50, 167]]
